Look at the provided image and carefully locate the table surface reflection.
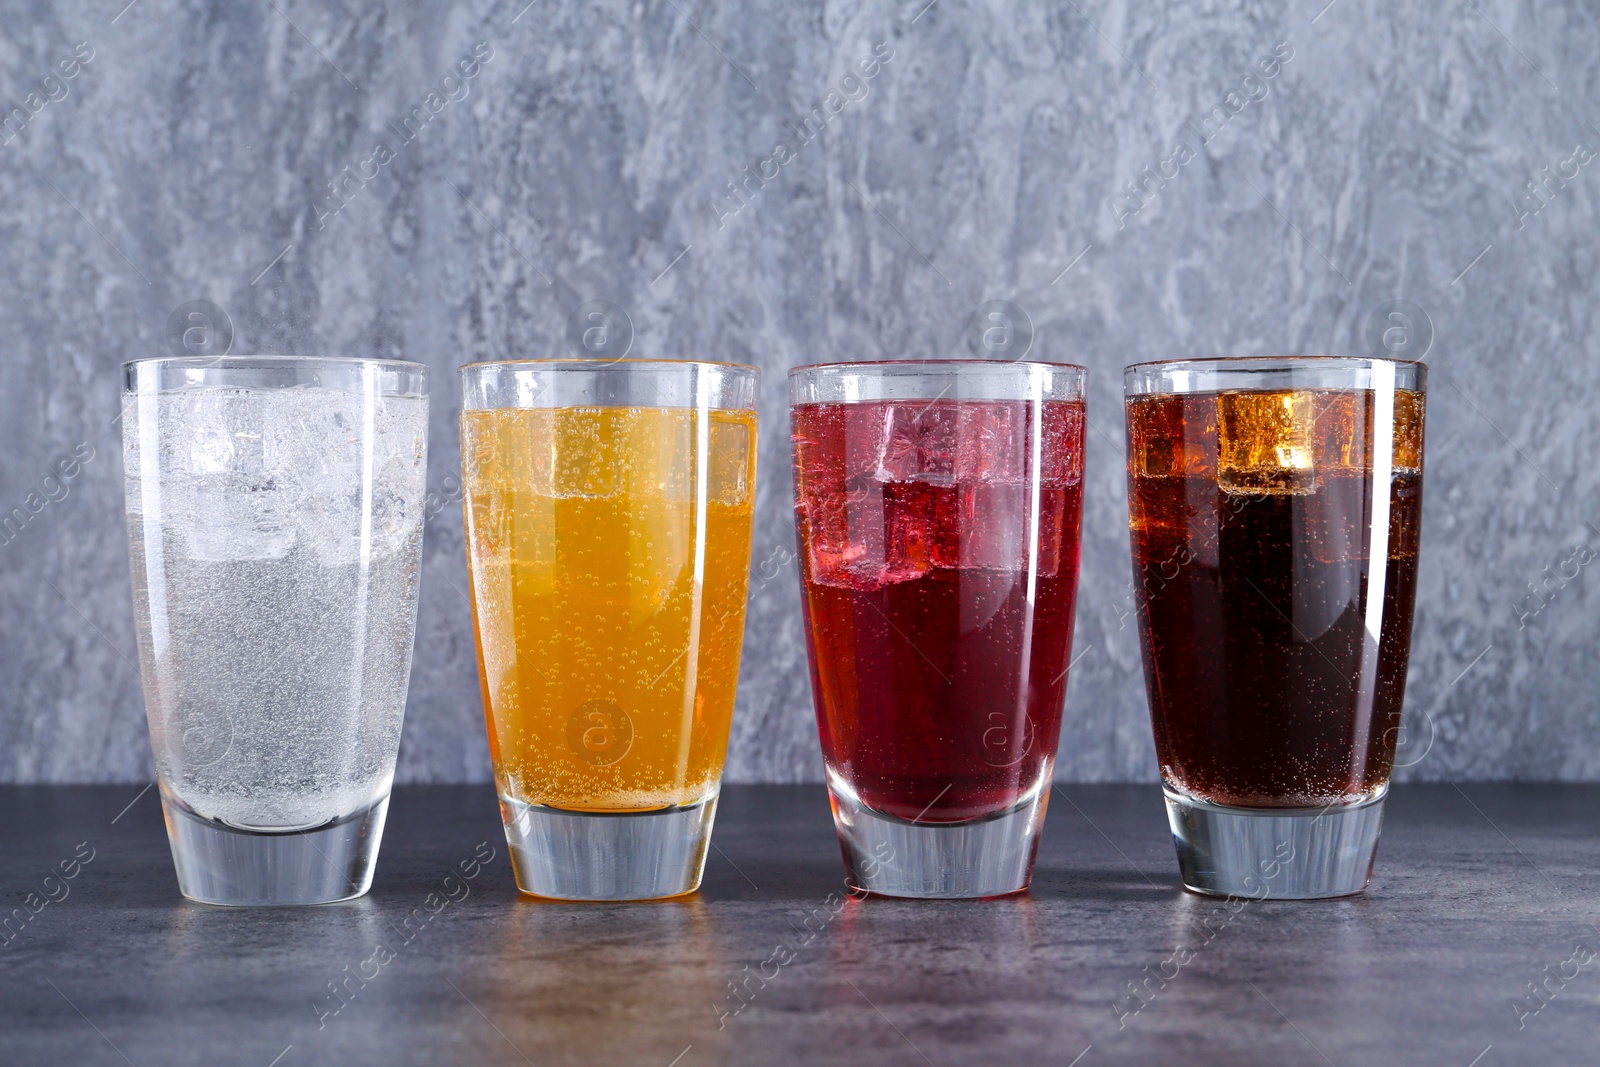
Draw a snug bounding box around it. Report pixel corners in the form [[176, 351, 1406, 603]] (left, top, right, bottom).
[[1, 783, 1593, 1065]]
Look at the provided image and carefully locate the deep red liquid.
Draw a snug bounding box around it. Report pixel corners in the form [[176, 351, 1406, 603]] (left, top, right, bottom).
[[1127, 391, 1424, 808], [791, 400, 1085, 823]]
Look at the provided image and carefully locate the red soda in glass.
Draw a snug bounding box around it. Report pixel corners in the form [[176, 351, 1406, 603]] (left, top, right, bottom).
[[789, 361, 1087, 897]]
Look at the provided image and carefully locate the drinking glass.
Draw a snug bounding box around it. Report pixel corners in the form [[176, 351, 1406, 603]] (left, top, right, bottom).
[[1124, 356, 1426, 899], [789, 360, 1087, 898], [460, 360, 757, 900], [123, 356, 429, 906]]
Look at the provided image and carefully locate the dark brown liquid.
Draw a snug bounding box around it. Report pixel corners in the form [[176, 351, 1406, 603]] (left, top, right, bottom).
[[1127, 390, 1424, 807]]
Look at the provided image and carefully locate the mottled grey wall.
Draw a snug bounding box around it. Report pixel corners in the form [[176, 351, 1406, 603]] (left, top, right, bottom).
[[1, 0, 1596, 784]]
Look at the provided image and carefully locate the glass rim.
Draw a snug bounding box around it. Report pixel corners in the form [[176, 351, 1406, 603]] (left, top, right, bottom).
[[1124, 355, 1424, 375], [459, 357, 759, 375], [122, 354, 429, 374], [1125, 355, 1426, 397], [789, 358, 1087, 376]]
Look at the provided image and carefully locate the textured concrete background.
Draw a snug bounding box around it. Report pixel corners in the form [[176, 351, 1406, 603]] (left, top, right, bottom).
[[0, 0, 1595, 784]]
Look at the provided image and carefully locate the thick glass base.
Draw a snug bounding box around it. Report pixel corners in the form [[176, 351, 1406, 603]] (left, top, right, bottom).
[[162, 791, 389, 906], [500, 794, 718, 901], [1164, 785, 1386, 900], [827, 775, 1047, 899]]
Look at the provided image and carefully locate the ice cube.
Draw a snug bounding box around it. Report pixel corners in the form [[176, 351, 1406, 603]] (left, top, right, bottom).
[[177, 471, 297, 562], [880, 401, 1068, 487], [798, 468, 900, 591], [1040, 402, 1085, 488], [547, 409, 617, 499], [1302, 390, 1424, 477], [883, 481, 942, 583], [610, 409, 749, 507], [954, 403, 1026, 483], [191, 426, 254, 474], [1032, 487, 1065, 578], [1127, 395, 1212, 480], [369, 456, 424, 556], [478, 408, 617, 501], [1306, 391, 1361, 471], [372, 395, 427, 469], [1392, 390, 1425, 472], [874, 404, 921, 482], [369, 398, 427, 556], [459, 409, 502, 488], [467, 489, 508, 561], [153, 385, 302, 560], [467, 409, 620, 505], [707, 416, 751, 507], [1216, 390, 1319, 496], [933, 481, 1068, 577], [269, 393, 365, 566], [956, 483, 1028, 571], [619, 409, 691, 501], [874, 402, 958, 484], [175, 389, 276, 475], [794, 406, 893, 587], [797, 495, 845, 584], [833, 476, 891, 588], [1387, 469, 1422, 559]]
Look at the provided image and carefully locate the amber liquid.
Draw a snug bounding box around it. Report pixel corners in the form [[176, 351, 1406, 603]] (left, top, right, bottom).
[[1127, 389, 1424, 808], [461, 406, 755, 812]]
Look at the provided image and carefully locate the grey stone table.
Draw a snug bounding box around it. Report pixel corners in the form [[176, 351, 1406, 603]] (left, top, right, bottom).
[[1, 784, 1595, 1066]]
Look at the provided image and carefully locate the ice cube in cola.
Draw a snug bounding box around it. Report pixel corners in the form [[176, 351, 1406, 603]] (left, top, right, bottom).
[[1216, 389, 1320, 495]]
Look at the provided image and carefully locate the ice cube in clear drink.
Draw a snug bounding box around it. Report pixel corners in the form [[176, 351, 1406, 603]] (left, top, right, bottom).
[[166, 390, 297, 562], [277, 392, 370, 566]]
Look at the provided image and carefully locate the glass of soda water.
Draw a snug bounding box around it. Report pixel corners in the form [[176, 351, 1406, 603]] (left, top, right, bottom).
[[789, 360, 1088, 897], [122, 356, 429, 905]]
